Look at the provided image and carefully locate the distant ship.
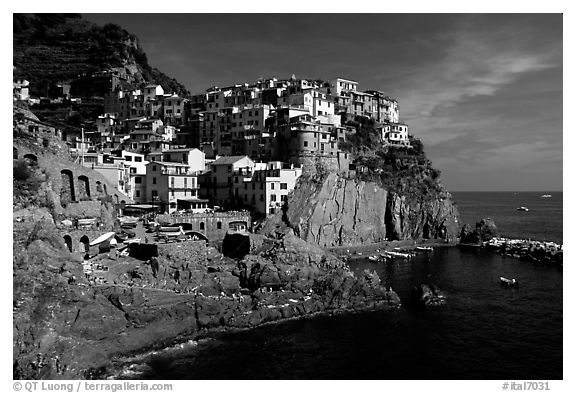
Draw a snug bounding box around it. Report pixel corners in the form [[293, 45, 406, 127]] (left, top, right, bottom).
[[541, 194, 552, 198], [517, 206, 529, 212]]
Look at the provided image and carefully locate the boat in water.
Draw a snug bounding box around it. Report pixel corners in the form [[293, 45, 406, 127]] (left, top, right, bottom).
[[516, 206, 529, 212], [416, 246, 433, 251], [541, 194, 552, 198], [383, 250, 415, 259], [500, 276, 519, 287]]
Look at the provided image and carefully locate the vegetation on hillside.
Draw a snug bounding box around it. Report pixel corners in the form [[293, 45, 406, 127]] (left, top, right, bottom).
[[13, 14, 190, 97], [339, 116, 444, 198]]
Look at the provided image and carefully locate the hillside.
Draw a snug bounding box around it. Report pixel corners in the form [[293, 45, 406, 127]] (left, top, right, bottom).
[[13, 14, 189, 98], [339, 116, 443, 197]]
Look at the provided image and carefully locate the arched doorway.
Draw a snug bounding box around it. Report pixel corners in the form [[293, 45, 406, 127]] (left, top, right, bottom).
[[60, 169, 76, 205], [96, 181, 103, 196], [23, 153, 38, 164], [77, 175, 91, 200], [80, 235, 90, 254], [63, 235, 73, 252]]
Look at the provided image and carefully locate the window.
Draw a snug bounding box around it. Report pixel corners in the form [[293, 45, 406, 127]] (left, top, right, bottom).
[[270, 194, 277, 201], [152, 190, 158, 198], [152, 177, 157, 185], [130, 167, 136, 174], [184, 178, 188, 188], [252, 183, 255, 190], [135, 177, 142, 184], [135, 190, 140, 197], [152, 165, 157, 171], [304, 141, 308, 147], [217, 222, 222, 229], [322, 134, 327, 139], [260, 194, 264, 201], [200, 222, 205, 230], [280, 183, 287, 190], [271, 183, 275, 190], [135, 156, 142, 162], [281, 195, 287, 202], [125, 156, 132, 161]]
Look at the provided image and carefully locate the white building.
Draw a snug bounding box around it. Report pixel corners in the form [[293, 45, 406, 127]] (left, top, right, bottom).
[[162, 147, 206, 172], [380, 123, 410, 146], [234, 161, 303, 215], [145, 161, 201, 214]]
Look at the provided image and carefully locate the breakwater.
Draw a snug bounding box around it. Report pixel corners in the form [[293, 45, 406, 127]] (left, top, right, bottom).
[[481, 237, 562, 266]]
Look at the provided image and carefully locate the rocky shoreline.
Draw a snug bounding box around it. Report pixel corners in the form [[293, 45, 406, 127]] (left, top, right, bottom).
[[459, 218, 563, 266], [107, 297, 401, 379], [13, 216, 401, 380]]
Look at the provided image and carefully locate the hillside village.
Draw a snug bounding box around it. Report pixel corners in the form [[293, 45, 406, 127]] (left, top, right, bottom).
[[14, 74, 412, 219]]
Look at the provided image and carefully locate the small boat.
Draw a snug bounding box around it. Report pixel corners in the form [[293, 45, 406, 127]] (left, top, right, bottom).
[[416, 246, 433, 251], [89, 232, 116, 246], [516, 206, 529, 212], [500, 276, 519, 287], [368, 255, 380, 261], [383, 250, 414, 259], [540, 194, 552, 198]]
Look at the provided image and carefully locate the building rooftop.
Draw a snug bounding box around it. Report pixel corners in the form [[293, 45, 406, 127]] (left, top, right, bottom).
[[164, 148, 202, 153], [212, 155, 251, 166]]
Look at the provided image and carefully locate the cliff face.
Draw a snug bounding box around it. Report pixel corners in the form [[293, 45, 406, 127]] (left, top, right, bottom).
[[269, 173, 460, 247]]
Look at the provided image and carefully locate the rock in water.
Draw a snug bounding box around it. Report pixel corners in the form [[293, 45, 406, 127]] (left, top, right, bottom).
[[460, 218, 499, 245], [413, 283, 446, 306]]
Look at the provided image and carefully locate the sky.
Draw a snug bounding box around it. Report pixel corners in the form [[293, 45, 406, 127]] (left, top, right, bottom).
[[82, 13, 563, 192]]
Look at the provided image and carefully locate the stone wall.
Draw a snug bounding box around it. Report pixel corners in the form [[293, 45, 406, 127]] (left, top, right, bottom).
[[156, 211, 252, 242], [14, 138, 132, 220]]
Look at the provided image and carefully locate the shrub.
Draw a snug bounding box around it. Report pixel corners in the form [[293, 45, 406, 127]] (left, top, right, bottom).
[[13, 160, 31, 182]]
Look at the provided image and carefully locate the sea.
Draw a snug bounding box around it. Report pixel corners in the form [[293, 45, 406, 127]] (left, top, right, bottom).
[[127, 192, 563, 380]]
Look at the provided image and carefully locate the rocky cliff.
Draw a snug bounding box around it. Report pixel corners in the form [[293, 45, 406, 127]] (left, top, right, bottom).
[[264, 172, 460, 247], [261, 116, 460, 247], [13, 221, 399, 379]]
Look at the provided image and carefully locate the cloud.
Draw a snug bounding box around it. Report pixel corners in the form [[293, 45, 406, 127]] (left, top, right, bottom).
[[397, 19, 561, 123]]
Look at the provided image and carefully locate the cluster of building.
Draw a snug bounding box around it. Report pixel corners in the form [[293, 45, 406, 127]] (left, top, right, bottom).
[[15, 73, 412, 217]]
